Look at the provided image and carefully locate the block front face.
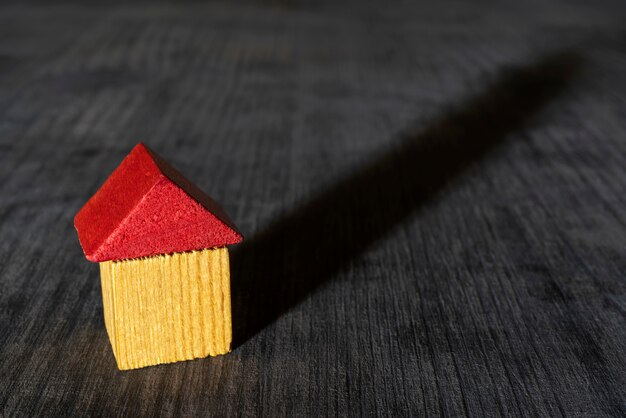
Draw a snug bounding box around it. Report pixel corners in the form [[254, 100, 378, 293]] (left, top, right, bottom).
[[99, 248, 232, 370]]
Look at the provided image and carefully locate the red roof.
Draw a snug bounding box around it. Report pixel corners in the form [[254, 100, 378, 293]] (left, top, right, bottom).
[[74, 143, 243, 262]]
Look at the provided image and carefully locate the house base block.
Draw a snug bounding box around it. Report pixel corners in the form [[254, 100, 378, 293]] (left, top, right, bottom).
[[99, 247, 232, 370]]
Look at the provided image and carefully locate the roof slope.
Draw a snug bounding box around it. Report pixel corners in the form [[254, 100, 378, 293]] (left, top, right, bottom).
[[74, 143, 243, 262]]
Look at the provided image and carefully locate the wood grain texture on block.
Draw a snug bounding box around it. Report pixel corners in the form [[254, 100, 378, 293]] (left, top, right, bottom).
[[99, 247, 232, 370]]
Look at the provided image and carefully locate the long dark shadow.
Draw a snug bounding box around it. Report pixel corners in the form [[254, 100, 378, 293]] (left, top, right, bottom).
[[230, 52, 581, 348]]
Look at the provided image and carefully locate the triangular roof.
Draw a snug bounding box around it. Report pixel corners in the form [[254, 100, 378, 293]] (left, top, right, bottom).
[[74, 143, 243, 262]]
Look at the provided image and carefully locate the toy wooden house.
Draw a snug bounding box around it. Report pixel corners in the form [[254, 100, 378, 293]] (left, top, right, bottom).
[[74, 143, 243, 370]]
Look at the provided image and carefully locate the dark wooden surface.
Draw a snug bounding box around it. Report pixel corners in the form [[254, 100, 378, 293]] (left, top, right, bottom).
[[1, 1, 625, 416]]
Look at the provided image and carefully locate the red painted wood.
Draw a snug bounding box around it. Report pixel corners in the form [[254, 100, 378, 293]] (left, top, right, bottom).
[[74, 143, 243, 262]]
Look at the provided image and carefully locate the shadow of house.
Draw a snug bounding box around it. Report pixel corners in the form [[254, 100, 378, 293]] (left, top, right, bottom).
[[230, 51, 581, 348]]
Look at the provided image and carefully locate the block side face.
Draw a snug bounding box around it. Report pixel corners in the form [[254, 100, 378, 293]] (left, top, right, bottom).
[[145, 145, 243, 238], [94, 178, 242, 261], [101, 248, 232, 370], [99, 262, 120, 367], [74, 143, 162, 260]]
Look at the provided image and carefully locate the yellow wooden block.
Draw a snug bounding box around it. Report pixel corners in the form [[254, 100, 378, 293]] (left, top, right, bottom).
[[99, 247, 232, 370]]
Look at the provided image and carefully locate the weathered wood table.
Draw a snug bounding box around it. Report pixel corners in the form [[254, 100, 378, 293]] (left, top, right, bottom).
[[0, 1, 624, 416]]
